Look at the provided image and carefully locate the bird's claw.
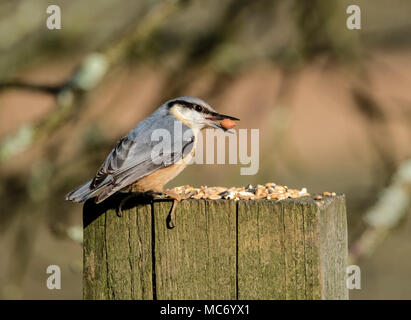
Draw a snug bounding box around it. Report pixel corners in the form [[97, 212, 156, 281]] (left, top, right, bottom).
[[118, 191, 181, 228], [161, 190, 182, 229], [117, 193, 143, 217], [117, 194, 134, 217], [166, 199, 178, 229]]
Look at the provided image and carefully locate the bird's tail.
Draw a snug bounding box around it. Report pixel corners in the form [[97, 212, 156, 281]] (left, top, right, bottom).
[[65, 179, 101, 203]]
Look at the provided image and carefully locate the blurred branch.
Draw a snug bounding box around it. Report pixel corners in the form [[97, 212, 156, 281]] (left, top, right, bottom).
[[351, 86, 398, 186], [0, 0, 185, 164], [349, 159, 411, 263], [155, 0, 255, 100], [293, 0, 360, 63], [0, 81, 62, 94]]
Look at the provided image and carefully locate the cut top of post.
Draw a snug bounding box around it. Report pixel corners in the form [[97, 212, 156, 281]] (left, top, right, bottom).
[[83, 193, 348, 300]]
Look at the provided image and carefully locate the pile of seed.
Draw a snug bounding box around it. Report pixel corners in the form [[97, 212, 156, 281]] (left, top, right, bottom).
[[313, 191, 337, 200], [167, 183, 337, 201], [167, 183, 335, 201]]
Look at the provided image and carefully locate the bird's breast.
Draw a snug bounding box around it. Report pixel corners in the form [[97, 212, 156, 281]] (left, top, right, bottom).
[[124, 161, 190, 193]]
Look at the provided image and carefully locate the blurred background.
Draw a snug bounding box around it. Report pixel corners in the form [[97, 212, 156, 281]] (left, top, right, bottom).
[[0, 0, 410, 299]]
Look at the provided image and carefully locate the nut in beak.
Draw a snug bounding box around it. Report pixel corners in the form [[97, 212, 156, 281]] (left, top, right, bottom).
[[206, 113, 239, 132]]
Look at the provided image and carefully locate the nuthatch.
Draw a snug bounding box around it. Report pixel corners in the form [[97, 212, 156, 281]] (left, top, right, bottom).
[[65, 96, 239, 226]]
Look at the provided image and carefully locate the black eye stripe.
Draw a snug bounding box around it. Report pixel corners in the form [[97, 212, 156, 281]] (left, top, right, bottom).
[[168, 100, 191, 108], [168, 100, 211, 114]]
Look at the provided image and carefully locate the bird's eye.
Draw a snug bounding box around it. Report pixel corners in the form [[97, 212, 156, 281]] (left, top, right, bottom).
[[194, 105, 203, 112]]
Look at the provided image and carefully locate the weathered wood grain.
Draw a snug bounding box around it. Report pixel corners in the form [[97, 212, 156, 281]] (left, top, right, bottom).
[[83, 194, 348, 300], [317, 195, 348, 299], [237, 196, 348, 299], [153, 199, 236, 299], [83, 194, 153, 299]]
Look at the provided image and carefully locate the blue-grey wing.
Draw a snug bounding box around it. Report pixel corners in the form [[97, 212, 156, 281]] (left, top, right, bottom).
[[90, 127, 194, 190]]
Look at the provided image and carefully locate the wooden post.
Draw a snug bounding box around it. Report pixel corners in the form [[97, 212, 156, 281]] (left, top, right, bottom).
[[83, 194, 348, 300]]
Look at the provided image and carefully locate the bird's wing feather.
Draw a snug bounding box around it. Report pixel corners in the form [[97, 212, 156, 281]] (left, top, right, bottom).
[[90, 136, 134, 188], [91, 126, 194, 190]]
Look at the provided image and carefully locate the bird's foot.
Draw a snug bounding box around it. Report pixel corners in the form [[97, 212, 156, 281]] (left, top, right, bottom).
[[149, 191, 170, 200], [117, 194, 138, 217], [146, 190, 191, 228], [117, 191, 153, 217], [163, 190, 182, 229]]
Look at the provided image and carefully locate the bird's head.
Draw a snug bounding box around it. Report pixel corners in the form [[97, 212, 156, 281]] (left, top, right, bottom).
[[166, 96, 239, 131]]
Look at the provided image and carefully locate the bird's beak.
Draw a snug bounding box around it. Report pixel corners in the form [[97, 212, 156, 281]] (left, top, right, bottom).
[[205, 112, 240, 132]]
